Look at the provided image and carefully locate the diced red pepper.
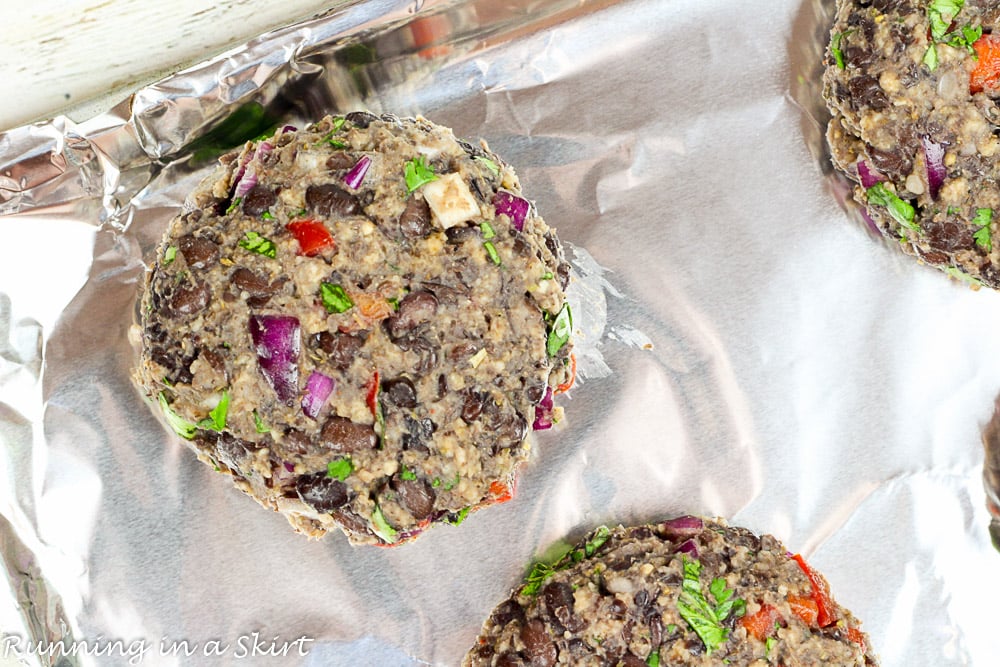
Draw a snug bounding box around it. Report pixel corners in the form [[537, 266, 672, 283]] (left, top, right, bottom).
[[786, 594, 819, 627], [792, 554, 835, 627], [740, 603, 780, 642], [286, 219, 335, 256], [489, 480, 513, 504], [365, 371, 380, 415], [554, 353, 577, 395], [970, 34, 1000, 95], [845, 626, 867, 653]]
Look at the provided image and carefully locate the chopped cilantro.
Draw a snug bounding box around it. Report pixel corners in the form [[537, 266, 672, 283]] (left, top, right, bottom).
[[226, 197, 243, 214], [923, 44, 940, 70], [571, 525, 611, 563], [331, 116, 346, 132], [158, 391, 198, 440], [924, 1, 978, 70], [239, 231, 277, 258], [541, 271, 554, 280], [944, 24, 982, 54], [261, 211, 274, 220], [522, 561, 555, 596], [945, 265, 984, 286], [400, 467, 417, 481], [866, 183, 918, 232], [484, 241, 501, 265], [371, 504, 398, 543], [442, 471, 460, 491], [546, 303, 573, 357], [431, 477, 442, 488], [665, 624, 678, 635], [475, 155, 500, 176], [765, 636, 777, 658], [444, 507, 470, 525], [327, 456, 354, 481], [973, 207, 993, 251], [646, 650, 660, 667], [328, 139, 347, 149], [320, 283, 354, 313], [831, 31, 852, 70], [677, 557, 745, 655], [163, 246, 177, 265], [479, 221, 496, 240], [253, 409, 270, 434], [928, 0, 965, 42], [404, 156, 438, 193], [197, 389, 230, 432]]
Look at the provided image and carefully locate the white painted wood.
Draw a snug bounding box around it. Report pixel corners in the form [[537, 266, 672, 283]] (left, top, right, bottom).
[[0, 0, 345, 131]]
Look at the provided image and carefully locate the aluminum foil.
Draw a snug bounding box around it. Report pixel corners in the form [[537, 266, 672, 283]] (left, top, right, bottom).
[[3, 0, 1000, 664]]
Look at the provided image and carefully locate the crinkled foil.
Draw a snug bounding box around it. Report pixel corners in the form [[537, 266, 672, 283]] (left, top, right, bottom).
[[2, 0, 1000, 664]]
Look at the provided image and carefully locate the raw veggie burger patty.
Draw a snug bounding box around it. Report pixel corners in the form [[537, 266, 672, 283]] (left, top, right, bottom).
[[824, 0, 1000, 287], [465, 518, 877, 666], [135, 112, 572, 545]]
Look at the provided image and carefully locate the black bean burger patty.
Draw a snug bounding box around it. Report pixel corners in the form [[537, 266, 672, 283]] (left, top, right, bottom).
[[134, 113, 573, 545], [465, 518, 877, 666], [824, 0, 1000, 287]]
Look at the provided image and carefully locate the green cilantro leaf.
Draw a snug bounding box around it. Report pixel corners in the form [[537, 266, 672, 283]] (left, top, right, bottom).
[[765, 636, 777, 658], [929, 0, 965, 42], [327, 456, 354, 481], [522, 562, 555, 596], [866, 183, 918, 232], [331, 116, 346, 132], [480, 221, 496, 240], [253, 409, 270, 434], [158, 391, 198, 440], [923, 44, 940, 70], [320, 283, 354, 313], [831, 31, 852, 70], [973, 207, 993, 252], [646, 650, 660, 667], [197, 389, 230, 432], [371, 504, 398, 543], [676, 557, 745, 655], [483, 241, 502, 265], [945, 265, 984, 287], [226, 197, 243, 215], [571, 525, 611, 563], [239, 231, 277, 258], [546, 303, 573, 357], [475, 155, 500, 176], [400, 467, 417, 481], [261, 211, 274, 221], [944, 24, 982, 54], [442, 471, 460, 491], [404, 156, 438, 193], [444, 507, 470, 526], [163, 246, 177, 265]]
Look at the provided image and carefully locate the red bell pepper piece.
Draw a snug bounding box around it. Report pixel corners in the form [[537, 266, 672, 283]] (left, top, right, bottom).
[[740, 603, 780, 641], [970, 34, 1000, 95], [286, 219, 335, 256], [792, 554, 835, 627]]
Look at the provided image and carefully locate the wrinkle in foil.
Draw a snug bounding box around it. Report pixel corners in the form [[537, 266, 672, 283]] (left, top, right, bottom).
[[2, 0, 1000, 665]]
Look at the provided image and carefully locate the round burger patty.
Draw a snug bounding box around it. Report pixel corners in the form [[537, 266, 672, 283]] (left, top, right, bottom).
[[824, 0, 1000, 287], [465, 518, 877, 666], [135, 112, 573, 545]]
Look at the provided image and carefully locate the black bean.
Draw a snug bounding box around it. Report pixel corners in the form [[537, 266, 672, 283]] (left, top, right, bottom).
[[448, 342, 478, 361], [230, 268, 275, 299], [295, 472, 348, 512], [319, 416, 377, 452], [610, 599, 628, 618], [242, 185, 276, 216], [543, 582, 577, 627], [491, 599, 526, 628], [848, 74, 889, 111], [520, 620, 556, 667], [866, 144, 912, 178], [927, 221, 974, 253], [557, 261, 570, 290], [399, 196, 432, 239], [282, 429, 312, 456], [169, 281, 211, 318], [445, 226, 476, 244], [382, 377, 418, 408], [345, 111, 378, 128], [492, 412, 527, 451], [386, 291, 438, 338], [305, 183, 360, 218], [461, 390, 485, 423], [495, 653, 524, 667], [619, 655, 647, 667], [393, 476, 436, 520], [178, 234, 219, 269], [526, 380, 546, 404], [326, 152, 355, 171], [314, 331, 365, 371], [214, 432, 259, 470]]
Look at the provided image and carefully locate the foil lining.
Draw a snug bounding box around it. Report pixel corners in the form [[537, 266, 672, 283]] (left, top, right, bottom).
[[1, 0, 1000, 664]]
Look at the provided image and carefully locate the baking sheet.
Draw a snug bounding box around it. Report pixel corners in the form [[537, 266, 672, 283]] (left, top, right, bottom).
[[2, 0, 1000, 664]]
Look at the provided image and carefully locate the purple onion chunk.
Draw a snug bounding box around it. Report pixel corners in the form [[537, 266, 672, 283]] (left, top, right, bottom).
[[922, 136, 946, 200], [249, 315, 301, 405], [234, 169, 258, 198], [493, 190, 530, 231], [281, 124, 298, 133], [856, 160, 883, 189], [532, 386, 554, 430], [661, 515, 704, 539], [343, 155, 372, 190], [677, 538, 700, 559], [302, 371, 336, 419]]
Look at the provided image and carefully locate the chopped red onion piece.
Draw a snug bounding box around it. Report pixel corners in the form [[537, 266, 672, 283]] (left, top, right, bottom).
[[256, 141, 274, 160], [493, 190, 530, 231], [234, 169, 258, 198], [677, 539, 699, 559], [230, 148, 256, 195], [922, 136, 946, 200], [281, 124, 298, 133], [249, 315, 300, 405], [284, 461, 295, 472], [532, 386, 555, 430], [856, 160, 883, 189], [661, 515, 704, 539], [343, 155, 371, 190], [302, 371, 336, 419], [859, 207, 882, 236]]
